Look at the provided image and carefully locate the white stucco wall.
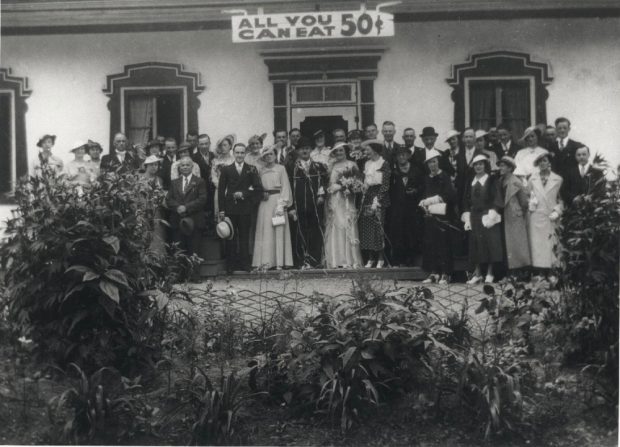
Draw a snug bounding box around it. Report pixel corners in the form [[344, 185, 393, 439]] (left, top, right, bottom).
[[1, 16, 619, 172]]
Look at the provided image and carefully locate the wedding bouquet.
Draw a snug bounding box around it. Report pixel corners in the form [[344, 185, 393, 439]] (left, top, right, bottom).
[[337, 167, 366, 195]]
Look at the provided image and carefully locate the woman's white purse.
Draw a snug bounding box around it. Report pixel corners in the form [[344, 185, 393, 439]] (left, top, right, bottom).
[[427, 203, 447, 215], [272, 215, 286, 227]]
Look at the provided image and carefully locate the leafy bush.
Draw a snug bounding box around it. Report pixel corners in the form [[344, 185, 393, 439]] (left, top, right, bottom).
[[276, 285, 457, 432], [0, 171, 198, 373], [47, 363, 150, 444]]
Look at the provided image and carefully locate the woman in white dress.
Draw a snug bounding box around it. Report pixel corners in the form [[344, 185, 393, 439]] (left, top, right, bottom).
[[252, 146, 294, 270], [527, 151, 563, 273], [514, 127, 547, 179], [324, 144, 363, 268]]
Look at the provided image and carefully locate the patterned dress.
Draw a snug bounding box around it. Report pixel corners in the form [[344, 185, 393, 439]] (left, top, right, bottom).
[[359, 157, 391, 251]]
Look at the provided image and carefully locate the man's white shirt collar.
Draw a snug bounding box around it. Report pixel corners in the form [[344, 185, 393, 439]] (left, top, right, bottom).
[[472, 173, 489, 186]]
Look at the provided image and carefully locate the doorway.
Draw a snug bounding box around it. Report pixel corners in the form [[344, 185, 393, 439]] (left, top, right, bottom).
[[289, 81, 359, 147]]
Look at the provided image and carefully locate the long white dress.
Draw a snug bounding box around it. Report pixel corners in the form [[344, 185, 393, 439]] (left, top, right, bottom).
[[527, 171, 563, 268], [252, 163, 294, 269], [324, 160, 363, 268]]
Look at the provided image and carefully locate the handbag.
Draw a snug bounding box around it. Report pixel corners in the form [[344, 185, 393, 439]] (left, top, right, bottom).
[[272, 214, 286, 227], [428, 203, 447, 216]]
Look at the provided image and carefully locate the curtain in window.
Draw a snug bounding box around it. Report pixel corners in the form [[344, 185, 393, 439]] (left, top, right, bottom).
[[470, 83, 495, 131], [127, 96, 153, 146], [502, 82, 530, 142]]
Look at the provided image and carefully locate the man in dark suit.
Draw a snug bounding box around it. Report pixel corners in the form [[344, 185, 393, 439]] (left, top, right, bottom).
[[100, 132, 140, 174], [454, 128, 485, 213], [166, 157, 208, 256], [413, 126, 453, 176], [287, 137, 328, 268], [381, 120, 400, 167], [160, 138, 178, 190], [491, 124, 519, 159], [218, 143, 263, 273], [192, 134, 215, 216], [273, 129, 289, 165], [402, 127, 424, 160], [561, 145, 605, 205], [549, 117, 583, 179]]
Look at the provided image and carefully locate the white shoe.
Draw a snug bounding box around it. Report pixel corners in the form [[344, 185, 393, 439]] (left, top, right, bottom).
[[484, 275, 494, 283], [467, 275, 483, 285], [376, 260, 384, 268], [422, 274, 437, 284], [438, 274, 450, 285], [365, 260, 374, 268]]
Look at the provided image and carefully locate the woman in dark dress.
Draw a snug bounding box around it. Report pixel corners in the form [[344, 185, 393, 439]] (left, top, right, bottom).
[[359, 140, 391, 268], [462, 154, 504, 284], [388, 146, 424, 266], [419, 149, 458, 284]]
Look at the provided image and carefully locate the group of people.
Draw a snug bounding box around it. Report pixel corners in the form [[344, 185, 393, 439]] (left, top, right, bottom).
[[33, 116, 605, 282]]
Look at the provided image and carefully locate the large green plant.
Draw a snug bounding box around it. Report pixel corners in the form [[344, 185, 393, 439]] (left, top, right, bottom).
[[0, 171, 197, 373]]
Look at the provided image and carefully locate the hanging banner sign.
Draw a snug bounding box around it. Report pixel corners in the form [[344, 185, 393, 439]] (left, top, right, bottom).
[[231, 10, 395, 43]]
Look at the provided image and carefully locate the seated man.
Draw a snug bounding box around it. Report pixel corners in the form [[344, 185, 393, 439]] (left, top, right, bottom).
[[166, 157, 208, 256]]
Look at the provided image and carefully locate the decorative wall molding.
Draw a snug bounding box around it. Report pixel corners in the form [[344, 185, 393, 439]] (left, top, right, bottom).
[[103, 62, 204, 147], [0, 67, 32, 98], [446, 51, 553, 131]]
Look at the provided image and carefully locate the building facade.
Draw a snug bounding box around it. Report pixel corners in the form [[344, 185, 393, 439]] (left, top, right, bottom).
[[1, 0, 619, 222]]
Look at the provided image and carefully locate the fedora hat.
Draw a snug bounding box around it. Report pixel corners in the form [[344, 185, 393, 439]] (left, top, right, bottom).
[[37, 134, 56, 148], [216, 217, 234, 240], [420, 127, 438, 138], [444, 130, 460, 142], [180, 217, 195, 236]]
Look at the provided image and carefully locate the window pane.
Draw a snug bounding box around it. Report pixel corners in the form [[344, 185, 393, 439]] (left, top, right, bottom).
[[325, 85, 352, 101], [296, 86, 323, 102], [501, 81, 530, 140], [470, 82, 496, 130], [127, 95, 154, 145]]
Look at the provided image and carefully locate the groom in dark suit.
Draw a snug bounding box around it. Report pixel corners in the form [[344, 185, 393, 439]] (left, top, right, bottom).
[[218, 143, 263, 273], [287, 137, 328, 268], [166, 157, 208, 256]]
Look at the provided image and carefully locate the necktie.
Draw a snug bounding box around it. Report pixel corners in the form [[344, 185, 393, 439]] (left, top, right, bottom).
[[580, 165, 585, 177], [183, 176, 189, 193], [237, 164, 242, 174], [559, 140, 564, 150]]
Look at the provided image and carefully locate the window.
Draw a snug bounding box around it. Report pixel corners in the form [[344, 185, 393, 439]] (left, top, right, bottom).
[[447, 51, 552, 140], [0, 68, 31, 201], [467, 78, 533, 140], [104, 62, 204, 148], [292, 82, 355, 105]]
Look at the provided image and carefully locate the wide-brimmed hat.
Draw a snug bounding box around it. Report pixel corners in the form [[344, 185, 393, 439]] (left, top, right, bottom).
[[37, 134, 56, 148], [259, 145, 275, 159], [180, 217, 195, 236], [217, 134, 236, 148], [216, 217, 234, 240], [144, 155, 161, 165], [328, 142, 350, 157], [471, 154, 490, 165], [498, 156, 516, 170], [519, 126, 538, 143], [533, 150, 553, 167], [70, 140, 88, 153], [424, 148, 442, 163], [360, 139, 383, 153], [420, 127, 438, 138], [248, 133, 267, 145], [444, 130, 460, 142], [474, 130, 488, 140]]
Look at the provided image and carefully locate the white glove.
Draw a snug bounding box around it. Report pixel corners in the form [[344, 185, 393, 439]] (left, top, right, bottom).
[[528, 195, 538, 212], [549, 211, 559, 222], [427, 195, 442, 206], [461, 212, 472, 231], [418, 198, 428, 208]]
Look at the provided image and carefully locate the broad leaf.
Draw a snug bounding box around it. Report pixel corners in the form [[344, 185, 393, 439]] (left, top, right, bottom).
[[99, 280, 119, 303], [104, 269, 129, 288], [103, 236, 120, 254]]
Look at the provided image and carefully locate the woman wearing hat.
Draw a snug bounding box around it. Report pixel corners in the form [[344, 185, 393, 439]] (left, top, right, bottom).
[[514, 127, 547, 178], [252, 146, 294, 270], [34, 134, 63, 176], [527, 151, 563, 273], [65, 141, 94, 186], [419, 149, 458, 284], [141, 155, 166, 256], [359, 140, 391, 268], [245, 134, 267, 167], [388, 145, 424, 266], [498, 156, 531, 275], [347, 130, 366, 171], [86, 140, 103, 179], [211, 135, 236, 215], [310, 130, 331, 166], [475, 130, 499, 172], [324, 143, 363, 269], [462, 154, 504, 284]]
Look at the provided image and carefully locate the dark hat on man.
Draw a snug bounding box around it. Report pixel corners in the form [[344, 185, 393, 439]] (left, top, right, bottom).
[[313, 129, 325, 139], [420, 127, 439, 138], [348, 129, 362, 140], [297, 136, 313, 149], [37, 134, 56, 147]]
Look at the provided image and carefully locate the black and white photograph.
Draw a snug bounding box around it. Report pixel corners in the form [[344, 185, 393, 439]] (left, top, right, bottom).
[[0, 0, 618, 445]]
